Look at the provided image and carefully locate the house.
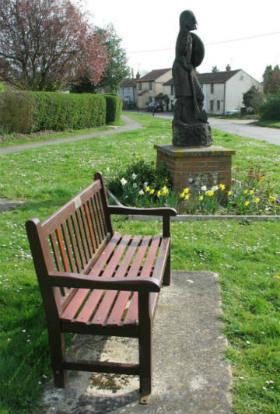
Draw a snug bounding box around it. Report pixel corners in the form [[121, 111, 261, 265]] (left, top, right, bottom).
[[163, 68, 261, 114], [136, 68, 172, 109], [118, 77, 137, 108]]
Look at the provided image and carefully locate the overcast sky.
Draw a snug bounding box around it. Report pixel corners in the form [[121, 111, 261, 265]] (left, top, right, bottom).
[[84, 0, 280, 81]]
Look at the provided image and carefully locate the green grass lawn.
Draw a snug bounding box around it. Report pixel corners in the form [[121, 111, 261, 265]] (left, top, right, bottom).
[[257, 120, 280, 129], [0, 113, 279, 413]]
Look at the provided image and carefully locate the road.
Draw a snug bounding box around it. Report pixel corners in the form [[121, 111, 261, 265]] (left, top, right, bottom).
[[156, 113, 280, 146]]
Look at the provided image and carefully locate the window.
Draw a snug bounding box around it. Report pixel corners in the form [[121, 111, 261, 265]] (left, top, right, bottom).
[[138, 83, 142, 91], [171, 85, 174, 96], [210, 83, 214, 94], [210, 100, 214, 112], [149, 81, 153, 91], [217, 100, 221, 111]]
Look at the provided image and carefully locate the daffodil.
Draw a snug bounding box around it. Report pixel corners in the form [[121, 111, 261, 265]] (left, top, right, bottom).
[[145, 185, 151, 193], [219, 183, 226, 191], [205, 190, 214, 197], [253, 197, 260, 204], [228, 191, 233, 196], [249, 190, 254, 196], [120, 177, 127, 186], [138, 189, 144, 196], [150, 189, 155, 195], [199, 195, 204, 201], [244, 200, 250, 207], [184, 194, 190, 201], [161, 186, 169, 196], [201, 185, 207, 191], [157, 190, 161, 197], [243, 189, 248, 195], [269, 196, 276, 203], [211, 185, 219, 192]]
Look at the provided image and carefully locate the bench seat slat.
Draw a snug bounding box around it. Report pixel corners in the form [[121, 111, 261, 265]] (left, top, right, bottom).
[[59, 234, 168, 328], [61, 288, 89, 321]]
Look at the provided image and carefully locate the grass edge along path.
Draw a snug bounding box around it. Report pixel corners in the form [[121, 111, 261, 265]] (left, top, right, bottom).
[[0, 112, 279, 413]]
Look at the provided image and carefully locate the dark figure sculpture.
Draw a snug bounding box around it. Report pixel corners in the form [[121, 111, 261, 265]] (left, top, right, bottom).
[[172, 10, 212, 146]]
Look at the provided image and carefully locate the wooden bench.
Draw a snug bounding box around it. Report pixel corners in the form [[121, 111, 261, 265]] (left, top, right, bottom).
[[26, 172, 176, 403]]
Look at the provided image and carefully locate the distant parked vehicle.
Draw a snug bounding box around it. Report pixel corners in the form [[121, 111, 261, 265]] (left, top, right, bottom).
[[146, 102, 164, 112]]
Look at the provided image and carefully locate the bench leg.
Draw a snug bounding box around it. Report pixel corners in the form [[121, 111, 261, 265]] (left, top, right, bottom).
[[139, 326, 152, 404], [163, 251, 171, 286], [49, 330, 66, 388]]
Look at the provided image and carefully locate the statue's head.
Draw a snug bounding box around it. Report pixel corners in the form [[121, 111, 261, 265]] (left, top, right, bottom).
[[180, 10, 197, 31]]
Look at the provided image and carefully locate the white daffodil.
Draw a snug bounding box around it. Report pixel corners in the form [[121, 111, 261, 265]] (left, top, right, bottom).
[[201, 185, 207, 191], [120, 177, 128, 186], [132, 173, 137, 180], [138, 189, 144, 196], [211, 185, 219, 191]]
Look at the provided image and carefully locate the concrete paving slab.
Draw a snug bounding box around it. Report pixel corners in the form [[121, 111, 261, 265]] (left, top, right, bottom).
[[42, 272, 232, 414]]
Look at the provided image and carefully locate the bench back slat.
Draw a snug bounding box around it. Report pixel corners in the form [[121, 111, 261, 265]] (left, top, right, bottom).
[[27, 174, 113, 314]]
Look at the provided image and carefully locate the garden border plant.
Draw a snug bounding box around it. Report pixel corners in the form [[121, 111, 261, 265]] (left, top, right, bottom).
[[108, 159, 280, 218]]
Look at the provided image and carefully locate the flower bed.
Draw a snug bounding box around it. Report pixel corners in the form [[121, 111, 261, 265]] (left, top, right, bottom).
[[108, 160, 280, 216]]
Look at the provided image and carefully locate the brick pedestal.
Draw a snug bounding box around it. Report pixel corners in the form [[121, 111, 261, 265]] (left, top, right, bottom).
[[155, 145, 235, 192]]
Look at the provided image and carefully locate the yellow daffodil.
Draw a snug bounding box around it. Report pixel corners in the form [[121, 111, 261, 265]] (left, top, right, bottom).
[[184, 194, 190, 201], [253, 197, 260, 204], [205, 190, 214, 197], [150, 189, 155, 195], [243, 189, 248, 195], [161, 186, 169, 196], [228, 191, 233, 196], [219, 183, 226, 191], [269, 196, 276, 203], [157, 190, 161, 197], [199, 195, 204, 201], [244, 200, 250, 207], [145, 186, 151, 193], [180, 187, 189, 199], [249, 190, 254, 196]]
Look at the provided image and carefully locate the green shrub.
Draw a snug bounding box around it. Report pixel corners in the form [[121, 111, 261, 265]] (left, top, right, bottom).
[[0, 89, 33, 133], [0, 90, 106, 133], [108, 159, 172, 206], [104, 94, 122, 123], [259, 93, 280, 120]]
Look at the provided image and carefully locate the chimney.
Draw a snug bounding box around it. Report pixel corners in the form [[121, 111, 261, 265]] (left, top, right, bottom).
[[226, 64, 231, 72], [136, 71, 141, 80]]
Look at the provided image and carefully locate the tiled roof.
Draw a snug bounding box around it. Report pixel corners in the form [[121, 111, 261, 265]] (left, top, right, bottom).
[[119, 78, 137, 88], [198, 69, 240, 84], [163, 69, 241, 86], [138, 68, 171, 82]]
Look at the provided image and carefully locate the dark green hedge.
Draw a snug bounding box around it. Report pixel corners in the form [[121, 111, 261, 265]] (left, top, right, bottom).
[[259, 94, 280, 120], [105, 95, 122, 124], [0, 90, 107, 133]]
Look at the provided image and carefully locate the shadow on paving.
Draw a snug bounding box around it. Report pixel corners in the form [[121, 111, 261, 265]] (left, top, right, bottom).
[[41, 272, 232, 414]]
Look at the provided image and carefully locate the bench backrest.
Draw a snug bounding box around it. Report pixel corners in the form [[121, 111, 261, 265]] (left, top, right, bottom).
[[26, 173, 113, 314]]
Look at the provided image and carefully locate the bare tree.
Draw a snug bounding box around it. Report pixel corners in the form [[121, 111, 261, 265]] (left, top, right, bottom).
[[0, 0, 108, 90]]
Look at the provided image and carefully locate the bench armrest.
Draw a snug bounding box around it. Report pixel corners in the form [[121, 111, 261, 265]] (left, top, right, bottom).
[[48, 271, 161, 292], [108, 205, 177, 237]]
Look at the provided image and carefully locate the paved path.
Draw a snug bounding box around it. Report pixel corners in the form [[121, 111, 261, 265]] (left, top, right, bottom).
[[42, 272, 232, 414], [209, 118, 280, 146], [155, 113, 280, 146], [0, 115, 141, 155]]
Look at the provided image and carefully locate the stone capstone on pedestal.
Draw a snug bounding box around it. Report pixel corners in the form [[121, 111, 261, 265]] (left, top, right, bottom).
[[155, 144, 235, 192]]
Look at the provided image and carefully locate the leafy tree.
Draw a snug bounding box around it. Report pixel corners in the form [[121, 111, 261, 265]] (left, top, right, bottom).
[[243, 86, 264, 113], [0, 0, 108, 90], [263, 65, 280, 95], [96, 25, 129, 93]]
